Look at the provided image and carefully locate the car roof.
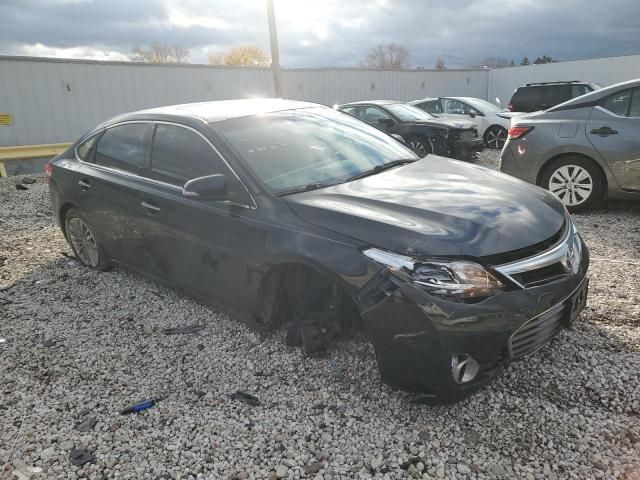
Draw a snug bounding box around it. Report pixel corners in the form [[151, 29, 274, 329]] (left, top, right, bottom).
[[107, 98, 322, 125], [408, 98, 437, 104], [338, 100, 401, 107], [548, 78, 640, 111]]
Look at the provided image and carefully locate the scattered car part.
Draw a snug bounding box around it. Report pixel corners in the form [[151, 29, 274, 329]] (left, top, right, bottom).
[[75, 417, 97, 432], [15, 183, 28, 191], [69, 448, 95, 467], [229, 391, 260, 407], [161, 325, 203, 335], [120, 398, 161, 415]]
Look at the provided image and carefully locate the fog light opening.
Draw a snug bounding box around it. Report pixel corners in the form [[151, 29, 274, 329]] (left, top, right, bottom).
[[451, 354, 479, 384]]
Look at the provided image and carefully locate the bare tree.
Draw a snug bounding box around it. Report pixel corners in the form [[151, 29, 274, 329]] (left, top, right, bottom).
[[208, 45, 270, 66], [434, 56, 446, 70], [130, 43, 190, 63], [361, 43, 409, 69]]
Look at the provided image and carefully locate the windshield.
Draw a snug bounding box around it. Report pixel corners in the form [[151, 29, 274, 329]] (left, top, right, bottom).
[[215, 107, 416, 194], [461, 98, 504, 113], [385, 103, 435, 121]]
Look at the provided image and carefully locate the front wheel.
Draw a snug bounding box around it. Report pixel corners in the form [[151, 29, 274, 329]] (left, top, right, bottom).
[[64, 208, 110, 270], [540, 157, 604, 212], [405, 136, 432, 158], [484, 125, 507, 149]]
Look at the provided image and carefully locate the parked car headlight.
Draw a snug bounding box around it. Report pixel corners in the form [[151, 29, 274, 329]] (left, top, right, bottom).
[[363, 248, 505, 301]]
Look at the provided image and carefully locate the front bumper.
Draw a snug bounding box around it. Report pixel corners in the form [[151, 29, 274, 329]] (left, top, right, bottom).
[[453, 136, 484, 161], [359, 240, 589, 403]]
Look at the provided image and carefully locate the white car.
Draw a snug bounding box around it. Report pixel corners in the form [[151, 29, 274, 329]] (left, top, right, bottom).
[[410, 97, 511, 149]]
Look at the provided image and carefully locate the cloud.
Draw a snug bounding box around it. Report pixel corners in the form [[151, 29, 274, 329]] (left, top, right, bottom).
[[0, 0, 638, 67]]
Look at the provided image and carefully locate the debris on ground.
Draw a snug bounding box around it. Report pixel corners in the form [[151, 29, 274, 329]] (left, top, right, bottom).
[[120, 398, 161, 414], [228, 391, 261, 407], [7, 459, 43, 480], [161, 325, 204, 335], [75, 417, 97, 432], [20, 178, 36, 185], [15, 183, 28, 191], [69, 448, 95, 467]]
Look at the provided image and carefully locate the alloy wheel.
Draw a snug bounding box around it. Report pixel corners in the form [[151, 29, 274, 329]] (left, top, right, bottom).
[[548, 164, 593, 207], [485, 127, 507, 149], [408, 140, 427, 157], [67, 217, 100, 267]]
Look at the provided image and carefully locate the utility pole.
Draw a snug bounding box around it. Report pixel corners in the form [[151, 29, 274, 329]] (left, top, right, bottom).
[[266, 0, 283, 97]]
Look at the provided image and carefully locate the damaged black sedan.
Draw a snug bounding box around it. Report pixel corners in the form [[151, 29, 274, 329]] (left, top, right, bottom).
[[47, 99, 589, 403]]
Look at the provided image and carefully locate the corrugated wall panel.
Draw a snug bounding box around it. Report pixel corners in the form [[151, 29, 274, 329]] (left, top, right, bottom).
[[488, 54, 640, 106]]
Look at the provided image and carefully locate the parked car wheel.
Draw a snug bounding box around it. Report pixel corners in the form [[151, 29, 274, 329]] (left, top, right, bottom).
[[65, 208, 110, 270], [484, 125, 507, 149], [540, 156, 604, 212], [405, 136, 432, 158]]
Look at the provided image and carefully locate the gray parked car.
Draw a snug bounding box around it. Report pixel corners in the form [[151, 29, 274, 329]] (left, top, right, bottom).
[[500, 78, 640, 211]]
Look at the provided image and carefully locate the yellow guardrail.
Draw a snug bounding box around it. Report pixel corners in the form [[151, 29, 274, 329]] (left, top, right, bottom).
[[0, 143, 71, 177]]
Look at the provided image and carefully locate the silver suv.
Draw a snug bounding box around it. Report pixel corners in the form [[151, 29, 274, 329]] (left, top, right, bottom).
[[500, 78, 640, 211]]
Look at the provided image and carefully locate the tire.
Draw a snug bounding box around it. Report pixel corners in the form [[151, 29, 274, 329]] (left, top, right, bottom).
[[405, 136, 432, 158], [540, 156, 604, 212], [483, 125, 507, 149], [64, 207, 110, 270]]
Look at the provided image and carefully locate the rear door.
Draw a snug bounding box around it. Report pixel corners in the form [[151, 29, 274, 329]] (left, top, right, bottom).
[[587, 88, 640, 191], [84, 122, 156, 270]]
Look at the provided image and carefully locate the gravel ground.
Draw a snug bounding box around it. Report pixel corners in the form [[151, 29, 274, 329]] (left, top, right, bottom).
[[1, 152, 639, 480]]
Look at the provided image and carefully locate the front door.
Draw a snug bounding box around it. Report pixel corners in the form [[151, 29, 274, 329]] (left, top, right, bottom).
[[587, 88, 640, 191]]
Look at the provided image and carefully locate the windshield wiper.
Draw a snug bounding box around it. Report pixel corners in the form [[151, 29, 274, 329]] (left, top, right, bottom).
[[345, 159, 416, 182], [276, 182, 333, 197]]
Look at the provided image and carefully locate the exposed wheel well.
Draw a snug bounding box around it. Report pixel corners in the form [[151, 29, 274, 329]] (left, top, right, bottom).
[[256, 262, 361, 353], [536, 153, 608, 191]]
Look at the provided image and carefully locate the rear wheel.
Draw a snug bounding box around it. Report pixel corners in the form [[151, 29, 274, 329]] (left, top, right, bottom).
[[484, 125, 507, 149], [540, 156, 604, 212], [64, 208, 110, 270], [406, 136, 432, 158]]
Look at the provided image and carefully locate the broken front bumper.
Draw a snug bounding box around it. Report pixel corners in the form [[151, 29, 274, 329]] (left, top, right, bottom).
[[453, 136, 484, 161], [358, 245, 589, 403]]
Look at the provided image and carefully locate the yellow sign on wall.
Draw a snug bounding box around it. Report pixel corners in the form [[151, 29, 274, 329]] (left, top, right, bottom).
[[0, 113, 12, 125]]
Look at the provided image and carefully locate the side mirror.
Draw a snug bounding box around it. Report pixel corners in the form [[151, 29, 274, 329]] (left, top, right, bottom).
[[182, 174, 227, 200], [468, 111, 476, 118], [391, 134, 406, 144]]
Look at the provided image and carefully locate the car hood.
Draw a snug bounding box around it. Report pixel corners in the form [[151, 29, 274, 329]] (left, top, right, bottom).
[[407, 118, 476, 130], [285, 156, 566, 259]]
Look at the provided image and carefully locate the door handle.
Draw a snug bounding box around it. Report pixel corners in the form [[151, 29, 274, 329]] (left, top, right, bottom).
[[141, 201, 161, 214], [78, 179, 91, 191], [590, 126, 618, 136]]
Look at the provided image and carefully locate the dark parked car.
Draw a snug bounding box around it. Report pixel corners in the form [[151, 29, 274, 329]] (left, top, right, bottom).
[[501, 78, 640, 211], [508, 81, 599, 113], [336, 100, 483, 159], [47, 99, 589, 403]]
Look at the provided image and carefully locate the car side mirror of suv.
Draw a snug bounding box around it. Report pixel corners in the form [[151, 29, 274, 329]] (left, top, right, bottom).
[[183, 174, 228, 200]]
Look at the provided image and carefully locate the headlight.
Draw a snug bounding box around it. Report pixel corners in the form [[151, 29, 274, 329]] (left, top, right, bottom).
[[363, 248, 504, 301]]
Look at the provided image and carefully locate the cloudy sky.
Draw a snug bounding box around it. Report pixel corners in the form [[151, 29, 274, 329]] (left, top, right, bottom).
[[1, 0, 638, 68]]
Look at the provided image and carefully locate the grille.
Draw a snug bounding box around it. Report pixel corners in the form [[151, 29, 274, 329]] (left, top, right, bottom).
[[481, 222, 566, 265], [509, 303, 567, 359], [510, 262, 567, 288]]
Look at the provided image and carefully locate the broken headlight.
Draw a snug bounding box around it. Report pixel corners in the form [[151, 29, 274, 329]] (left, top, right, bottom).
[[363, 248, 504, 301]]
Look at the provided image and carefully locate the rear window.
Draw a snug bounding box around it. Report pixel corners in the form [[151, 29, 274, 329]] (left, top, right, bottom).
[[511, 84, 570, 111], [95, 123, 151, 174], [76, 135, 98, 161], [415, 101, 442, 114]]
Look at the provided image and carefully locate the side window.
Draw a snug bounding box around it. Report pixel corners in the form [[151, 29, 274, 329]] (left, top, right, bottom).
[[543, 85, 570, 106], [628, 89, 640, 117], [150, 124, 224, 186], [76, 135, 98, 161], [601, 90, 632, 116], [571, 84, 589, 98], [442, 99, 467, 114], [340, 106, 357, 116], [419, 101, 442, 114], [362, 106, 392, 123], [95, 123, 151, 174]]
